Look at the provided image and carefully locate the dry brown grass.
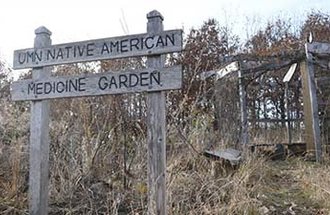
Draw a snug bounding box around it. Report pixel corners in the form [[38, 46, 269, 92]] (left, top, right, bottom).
[[1, 107, 330, 215], [296, 158, 330, 212], [167, 152, 266, 215]]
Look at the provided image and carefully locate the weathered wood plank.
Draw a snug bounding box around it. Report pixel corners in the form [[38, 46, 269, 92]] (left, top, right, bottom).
[[29, 26, 51, 215], [238, 62, 248, 146], [243, 60, 295, 74], [204, 148, 241, 165], [282, 63, 296, 145], [283, 63, 297, 83], [201, 61, 238, 80], [307, 42, 330, 55], [146, 10, 167, 215], [13, 29, 183, 69], [252, 118, 303, 123], [11, 66, 182, 101], [284, 82, 292, 145], [220, 50, 305, 64], [301, 45, 322, 161]]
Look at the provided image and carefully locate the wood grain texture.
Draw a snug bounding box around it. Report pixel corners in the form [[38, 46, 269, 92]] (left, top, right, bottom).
[[13, 29, 182, 69], [300, 45, 322, 161], [307, 42, 330, 55], [11, 66, 182, 101], [29, 26, 52, 215], [11, 11, 184, 215], [238, 64, 248, 146], [283, 63, 297, 83], [284, 82, 292, 145], [146, 10, 167, 215]]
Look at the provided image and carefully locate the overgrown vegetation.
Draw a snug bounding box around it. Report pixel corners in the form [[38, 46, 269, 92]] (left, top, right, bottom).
[[0, 11, 330, 214]]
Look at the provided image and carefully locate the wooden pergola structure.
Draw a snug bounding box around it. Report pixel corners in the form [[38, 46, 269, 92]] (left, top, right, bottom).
[[204, 41, 330, 162]]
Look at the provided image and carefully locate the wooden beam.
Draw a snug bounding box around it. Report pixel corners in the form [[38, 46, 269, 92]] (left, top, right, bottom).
[[307, 42, 330, 55], [251, 118, 303, 123], [243, 60, 295, 74], [241, 60, 300, 88], [220, 50, 305, 64], [284, 82, 292, 145], [204, 149, 241, 165], [200, 61, 239, 80], [283, 63, 297, 83], [29, 26, 52, 215], [146, 10, 167, 215], [300, 43, 322, 161], [215, 61, 239, 80], [238, 62, 248, 147], [282, 64, 296, 146]]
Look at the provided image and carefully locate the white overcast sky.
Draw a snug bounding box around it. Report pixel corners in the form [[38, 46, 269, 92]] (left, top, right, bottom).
[[0, 0, 329, 68]]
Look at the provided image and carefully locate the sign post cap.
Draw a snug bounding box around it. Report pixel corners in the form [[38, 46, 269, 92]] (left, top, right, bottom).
[[35, 26, 52, 36], [147, 10, 164, 21]]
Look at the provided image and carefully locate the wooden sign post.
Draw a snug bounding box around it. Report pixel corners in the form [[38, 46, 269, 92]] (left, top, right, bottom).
[[146, 11, 167, 215], [11, 11, 182, 215], [29, 26, 52, 215]]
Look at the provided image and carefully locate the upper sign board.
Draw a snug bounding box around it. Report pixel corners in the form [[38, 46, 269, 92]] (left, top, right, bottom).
[[13, 30, 182, 69]]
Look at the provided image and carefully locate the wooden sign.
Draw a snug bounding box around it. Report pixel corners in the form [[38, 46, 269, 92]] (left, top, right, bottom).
[[13, 30, 182, 69], [11, 66, 182, 101], [12, 10, 182, 215]]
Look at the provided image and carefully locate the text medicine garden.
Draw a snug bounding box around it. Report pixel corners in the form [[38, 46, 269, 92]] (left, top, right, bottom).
[[11, 66, 182, 101]]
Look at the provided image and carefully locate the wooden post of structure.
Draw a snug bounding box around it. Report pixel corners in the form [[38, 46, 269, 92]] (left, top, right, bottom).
[[300, 43, 322, 162], [283, 63, 297, 146], [146, 10, 167, 215], [284, 82, 292, 145], [29, 26, 52, 214], [238, 62, 248, 147]]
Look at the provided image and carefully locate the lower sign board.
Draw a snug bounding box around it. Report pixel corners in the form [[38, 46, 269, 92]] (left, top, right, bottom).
[[11, 66, 182, 101]]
